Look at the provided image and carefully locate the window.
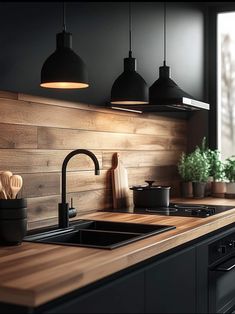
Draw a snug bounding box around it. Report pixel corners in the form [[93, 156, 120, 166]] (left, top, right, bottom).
[[217, 11, 235, 160]]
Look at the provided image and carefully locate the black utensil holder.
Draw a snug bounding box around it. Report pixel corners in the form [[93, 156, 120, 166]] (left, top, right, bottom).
[[0, 198, 27, 245]]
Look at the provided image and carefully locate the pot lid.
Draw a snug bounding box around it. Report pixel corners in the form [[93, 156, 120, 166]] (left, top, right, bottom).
[[130, 180, 171, 190]]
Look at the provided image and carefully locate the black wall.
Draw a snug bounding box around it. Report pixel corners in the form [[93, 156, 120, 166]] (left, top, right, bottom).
[[0, 1, 207, 149], [0, 2, 205, 103]]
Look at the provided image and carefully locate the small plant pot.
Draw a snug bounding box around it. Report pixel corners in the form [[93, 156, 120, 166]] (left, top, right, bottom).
[[211, 181, 226, 198], [0, 199, 27, 246], [205, 176, 213, 197], [225, 182, 235, 199], [180, 181, 193, 198], [192, 182, 206, 199]]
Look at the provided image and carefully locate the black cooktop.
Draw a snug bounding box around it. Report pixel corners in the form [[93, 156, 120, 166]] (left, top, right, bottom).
[[100, 203, 235, 218]]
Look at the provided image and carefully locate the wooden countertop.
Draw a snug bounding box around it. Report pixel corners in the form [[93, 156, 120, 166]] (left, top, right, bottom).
[[0, 197, 235, 307]]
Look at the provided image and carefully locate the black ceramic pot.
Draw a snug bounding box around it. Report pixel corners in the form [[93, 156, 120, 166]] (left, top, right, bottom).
[[0, 198, 27, 245], [192, 182, 206, 199], [130, 181, 171, 208]]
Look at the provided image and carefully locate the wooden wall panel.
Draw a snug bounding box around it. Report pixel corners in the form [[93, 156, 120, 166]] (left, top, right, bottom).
[[37, 127, 186, 151], [0, 96, 186, 136], [0, 91, 187, 230], [0, 124, 37, 148], [0, 149, 102, 173], [102, 151, 182, 168]]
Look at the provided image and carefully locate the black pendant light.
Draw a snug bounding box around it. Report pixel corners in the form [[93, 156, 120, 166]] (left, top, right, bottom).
[[149, 2, 209, 111], [40, 3, 89, 89], [110, 2, 148, 106]]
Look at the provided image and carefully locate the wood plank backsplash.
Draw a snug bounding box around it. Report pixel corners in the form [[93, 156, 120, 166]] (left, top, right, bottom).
[[0, 91, 187, 230]]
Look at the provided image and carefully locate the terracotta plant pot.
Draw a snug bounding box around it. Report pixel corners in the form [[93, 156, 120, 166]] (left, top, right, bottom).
[[225, 182, 235, 199], [192, 182, 206, 199], [180, 181, 193, 198], [211, 181, 226, 198]]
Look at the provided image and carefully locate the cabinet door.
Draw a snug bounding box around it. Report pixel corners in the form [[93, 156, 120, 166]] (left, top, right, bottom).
[[43, 269, 145, 314], [145, 246, 196, 314]]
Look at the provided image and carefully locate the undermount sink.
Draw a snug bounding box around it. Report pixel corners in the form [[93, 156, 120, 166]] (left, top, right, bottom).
[[24, 220, 176, 249]]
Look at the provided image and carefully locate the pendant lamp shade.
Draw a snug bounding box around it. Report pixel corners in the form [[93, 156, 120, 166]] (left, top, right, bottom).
[[110, 3, 148, 105], [111, 54, 148, 104], [40, 4, 89, 89]]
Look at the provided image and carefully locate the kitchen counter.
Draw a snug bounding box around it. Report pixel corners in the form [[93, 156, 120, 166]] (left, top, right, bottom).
[[0, 197, 235, 308]]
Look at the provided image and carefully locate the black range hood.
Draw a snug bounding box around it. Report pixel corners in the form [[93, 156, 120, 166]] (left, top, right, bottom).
[[111, 63, 210, 113], [148, 63, 210, 111]]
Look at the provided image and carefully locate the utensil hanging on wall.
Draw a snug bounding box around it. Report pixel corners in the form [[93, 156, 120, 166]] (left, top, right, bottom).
[[111, 152, 130, 209]]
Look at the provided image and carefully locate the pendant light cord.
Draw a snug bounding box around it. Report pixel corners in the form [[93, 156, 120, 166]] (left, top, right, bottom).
[[163, 1, 166, 66], [129, 1, 132, 58], [63, 2, 66, 32]]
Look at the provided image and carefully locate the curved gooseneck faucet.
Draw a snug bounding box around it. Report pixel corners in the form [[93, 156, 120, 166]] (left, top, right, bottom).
[[58, 149, 100, 228]]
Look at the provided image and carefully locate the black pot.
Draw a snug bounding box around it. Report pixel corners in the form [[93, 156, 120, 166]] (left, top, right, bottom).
[[192, 182, 206, 199], [0, 198, 27, 246], [130, 181, 171, 208]]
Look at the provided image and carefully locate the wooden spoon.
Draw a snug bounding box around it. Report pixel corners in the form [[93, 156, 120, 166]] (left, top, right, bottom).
[[10, 175, 23, 199], [0, 171, 12, 199], [0, 179, 7, 199]]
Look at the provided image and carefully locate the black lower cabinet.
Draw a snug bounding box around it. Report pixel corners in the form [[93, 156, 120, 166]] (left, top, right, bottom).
[[0, 246, 197, 314], [40, 269, 145, 314], [145, 246, 196, 314]]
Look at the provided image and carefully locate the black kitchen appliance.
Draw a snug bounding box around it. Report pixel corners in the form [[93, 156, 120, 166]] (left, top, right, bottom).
[[208, 229, 235, 313], [100, 203, 235, 218]]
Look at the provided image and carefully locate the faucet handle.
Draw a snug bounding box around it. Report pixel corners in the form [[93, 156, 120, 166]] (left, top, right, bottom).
[[69, 197, 77, 218]]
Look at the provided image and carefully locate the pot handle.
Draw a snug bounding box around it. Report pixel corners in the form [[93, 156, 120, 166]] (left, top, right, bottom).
[[145, 180, 155, 187]]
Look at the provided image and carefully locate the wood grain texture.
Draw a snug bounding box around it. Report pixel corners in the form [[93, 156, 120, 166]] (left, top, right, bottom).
[[37, 127, 186, 151], [0, 90, 187, 229], [0, 198, 234, 307], [17, 92, 189, 122], [0, 97, 186, 136], [0, 149, 103, 173], [102, 150, 183, 168], [0, 124, 37, 148]]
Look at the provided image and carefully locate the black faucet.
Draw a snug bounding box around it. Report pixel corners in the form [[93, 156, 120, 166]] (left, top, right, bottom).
[[58, 149, 100, 228]]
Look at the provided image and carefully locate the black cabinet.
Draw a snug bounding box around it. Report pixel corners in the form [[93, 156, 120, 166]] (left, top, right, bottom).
[[145, 246, 196, 314], [41, 246, 197, 314], [40, 269, 145, 314]]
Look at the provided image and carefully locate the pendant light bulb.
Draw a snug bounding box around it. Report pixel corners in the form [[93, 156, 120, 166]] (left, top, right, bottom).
[[111, 2, 148, 105], [40, 3, 89, 89]]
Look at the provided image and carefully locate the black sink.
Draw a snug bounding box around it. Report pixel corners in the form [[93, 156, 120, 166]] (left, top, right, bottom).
[[24, 220, 176, 249]]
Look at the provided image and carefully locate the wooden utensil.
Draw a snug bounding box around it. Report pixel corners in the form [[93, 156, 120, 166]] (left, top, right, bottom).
[[111, 152, 130, 209], [0, 179, 7, 199], [0, 171, 12, 199], [10, 175, 23, 199]]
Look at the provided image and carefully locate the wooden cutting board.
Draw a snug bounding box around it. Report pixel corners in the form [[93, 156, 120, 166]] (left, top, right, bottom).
[[111, 152, 130, 209]]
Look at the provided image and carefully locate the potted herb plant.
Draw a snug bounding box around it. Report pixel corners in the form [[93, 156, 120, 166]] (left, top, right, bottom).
[[224, 156, 235, 198], [177, 152, 193, 198], [208, 150, 226, 198], [189, 148, 210, 198]]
